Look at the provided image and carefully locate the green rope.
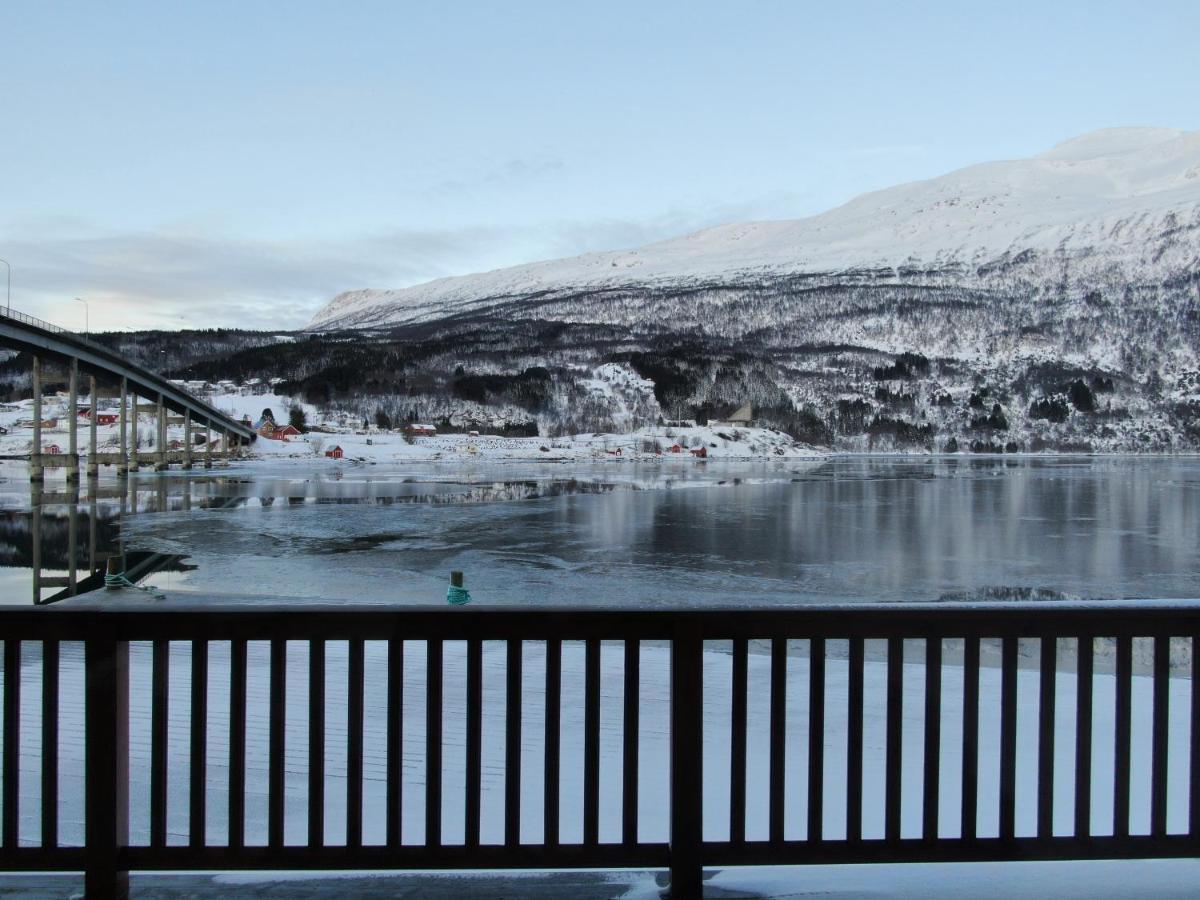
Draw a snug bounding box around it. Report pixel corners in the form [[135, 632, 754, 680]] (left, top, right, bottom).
[[105, 571, 167, 601], [447, 584, 472, 605]]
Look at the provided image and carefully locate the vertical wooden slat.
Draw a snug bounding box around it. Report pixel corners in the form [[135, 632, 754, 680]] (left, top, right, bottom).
[[41, 640, 59, 848], [425, 639, 443, 847], [923, 638, 942, 841], [544, 639, 561, 848], [189, 639, 209, 849], [2, 640, 19, 849], [961, 636, 980, 841], [385, 638, 403, 848], [506, 639, 524, 848], [1037, 637, 1056, 840], [885, 636, 903, 843], [465, 639, 482, 849], [768, 637, 787, 844], [83, 635, 129, 898], [583, 638, 599, 846], [347, 638, 364, 848], [669, 622, 703, 898], [729, 638, 748, 844], [268, 639, 286, 849], [807, 638, 825, 842], [622, 638, 640, 846], [1113, 634, 1132, 839], [1074, 636, 1093, 839], [228, 639, 247, 849], [1151, 634, 1170, 836], [308, 640, 325, 849], [150, 640, 169, 848], [999, 637, 1018, 841], [846, 636, 865, 842]]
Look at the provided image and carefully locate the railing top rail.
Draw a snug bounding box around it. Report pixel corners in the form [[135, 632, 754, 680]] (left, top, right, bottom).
[[2, 598, 1199, 640]]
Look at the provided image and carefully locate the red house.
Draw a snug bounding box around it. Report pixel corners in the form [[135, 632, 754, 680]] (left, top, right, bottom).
[[95, 413, 118, 425], [43, 444, 61, 455], [325, 446, 344, 459], [275, 424, 301, 437]]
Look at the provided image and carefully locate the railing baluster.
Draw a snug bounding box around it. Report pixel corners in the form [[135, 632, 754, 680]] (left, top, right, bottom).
[[1074, 636, 1093, 839], [769, 637, 787, 844], [1037, 637, 1056, 840], [386, 638, 403, 848], [961, 636, 980, 841], [425, 639, 443, 847], [622, 638, 640, 847], [268, 639, 286, 849], [347, 638, 364, 848], [544, 639, 561, 847], [84, 634, 129, 898], [583, 638, 599, 846], [1114, 635, 1133, 839], [847, 636, 864, 842], [999, 637, 1017, 840], [1151, 634, 1170, 836], [507, 639, 524, 848], [2, 640, 19, 849], [150, 640, 169, 848], [730, 638, 748, 844], [189, 639, 209, 849], [669, 622, 703, 898], [41, 640, 59, 849], [923, 638, 941, 841], [885, 636, 903, 842], [465, 639, 482, 849], [808, 638, 825, 842], [308, 639, 325, 849], [229, 639, 247, 849]]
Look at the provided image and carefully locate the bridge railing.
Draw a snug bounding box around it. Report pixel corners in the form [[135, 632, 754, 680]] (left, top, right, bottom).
[[1, 601, 1199, 898]]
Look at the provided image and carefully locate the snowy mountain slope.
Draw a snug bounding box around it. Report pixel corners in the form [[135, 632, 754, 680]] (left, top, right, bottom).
[[310, 128, 1200, 330]]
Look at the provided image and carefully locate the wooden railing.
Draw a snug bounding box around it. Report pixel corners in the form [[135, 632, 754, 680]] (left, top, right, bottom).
[[2, 602, 1200, 898]]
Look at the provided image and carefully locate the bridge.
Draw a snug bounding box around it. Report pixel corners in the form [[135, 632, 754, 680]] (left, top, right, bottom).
[[0, 307, 255, 480]]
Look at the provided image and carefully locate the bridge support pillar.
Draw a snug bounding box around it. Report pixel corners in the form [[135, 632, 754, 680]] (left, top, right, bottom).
[[220, 430, 229, 464], [87, 375, 99, 478], [204, 424, 212, 468], [117, 378, 128, 478], [129, 390, 140, 473], [67, 359, 80, 482], [31, 355, 43, 482], [155, 394, 167, 471], [182, 410, 193, 469]]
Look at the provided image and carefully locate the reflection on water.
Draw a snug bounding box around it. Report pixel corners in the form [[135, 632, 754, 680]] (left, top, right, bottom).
[[2, 456, 1199, 607]]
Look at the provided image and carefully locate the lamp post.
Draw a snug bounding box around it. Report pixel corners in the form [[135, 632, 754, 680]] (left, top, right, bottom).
[[74, 296, 88, 335], [0, 258, 9, 315]]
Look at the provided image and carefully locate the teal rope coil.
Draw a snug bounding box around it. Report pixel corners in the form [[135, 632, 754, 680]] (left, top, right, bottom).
[[447, 585, 472, 605], [105, 571, 167, 601]]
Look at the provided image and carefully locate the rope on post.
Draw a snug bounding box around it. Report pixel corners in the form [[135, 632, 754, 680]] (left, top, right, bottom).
[[447, 570, 471, 605], [104, 558, 166, 600]]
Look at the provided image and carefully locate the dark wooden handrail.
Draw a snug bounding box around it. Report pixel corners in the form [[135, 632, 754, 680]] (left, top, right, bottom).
[[1, 600, 1199, 898]]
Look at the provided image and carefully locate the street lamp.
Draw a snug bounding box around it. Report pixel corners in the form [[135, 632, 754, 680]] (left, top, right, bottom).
[[0, 258, 9, 314], [74, 296, 89, 335]]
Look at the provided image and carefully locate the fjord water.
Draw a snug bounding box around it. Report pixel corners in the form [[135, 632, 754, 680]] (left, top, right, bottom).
[[4, 456, 1198, 607]]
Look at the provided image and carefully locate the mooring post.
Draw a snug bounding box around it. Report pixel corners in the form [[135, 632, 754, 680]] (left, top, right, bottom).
[[31, 355, 43, 482], [668, 620, 704, 899], [84, 632, 130, 899], [87, 374, 99, 478], [118, 378, 128, 478], [67, 359, 79, 482]]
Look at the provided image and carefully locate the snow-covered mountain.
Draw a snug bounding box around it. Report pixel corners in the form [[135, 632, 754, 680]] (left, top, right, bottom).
[[311, 127, 1200, 331]]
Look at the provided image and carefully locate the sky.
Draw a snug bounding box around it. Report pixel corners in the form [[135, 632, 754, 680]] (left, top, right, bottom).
[[2, 0, 1198, 332]]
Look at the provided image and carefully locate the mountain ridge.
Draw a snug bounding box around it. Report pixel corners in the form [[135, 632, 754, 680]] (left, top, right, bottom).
[[310, 127, 1200, 330]]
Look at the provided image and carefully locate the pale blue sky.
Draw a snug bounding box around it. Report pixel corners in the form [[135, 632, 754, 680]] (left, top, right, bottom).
[[3, 1, 1197, 330]]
